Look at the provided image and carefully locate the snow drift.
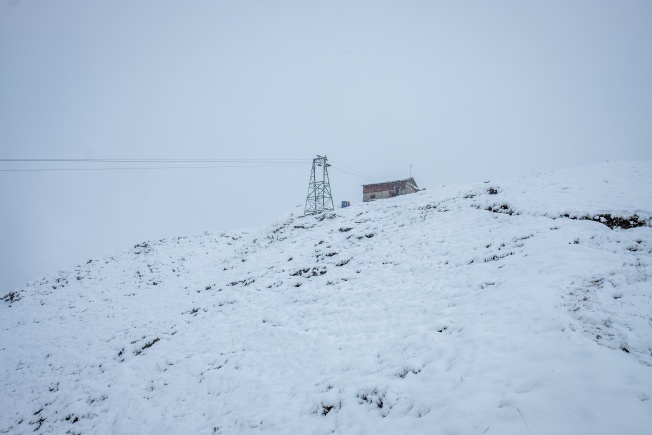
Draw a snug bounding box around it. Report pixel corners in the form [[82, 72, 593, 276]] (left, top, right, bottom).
[[2, 161, 652, 434]]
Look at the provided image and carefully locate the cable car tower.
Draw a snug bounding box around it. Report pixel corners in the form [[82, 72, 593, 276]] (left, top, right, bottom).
[[304, 155, 334, 216]]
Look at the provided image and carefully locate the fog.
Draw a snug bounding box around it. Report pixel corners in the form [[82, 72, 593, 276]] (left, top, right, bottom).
[[2, 0, 651, 292]]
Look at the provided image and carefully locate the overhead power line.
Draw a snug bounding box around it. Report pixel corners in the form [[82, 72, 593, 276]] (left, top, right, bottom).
[[329, 163, 380, 183], [0, 158, 310, 163], [0, 158, 312, 172], [0, 157, 385, 183], [330, 160, 374, 178], [0, 163, 310, 172]]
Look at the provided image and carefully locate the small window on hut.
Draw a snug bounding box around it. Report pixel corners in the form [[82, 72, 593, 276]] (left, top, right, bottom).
[[370, 194, 376, 199]]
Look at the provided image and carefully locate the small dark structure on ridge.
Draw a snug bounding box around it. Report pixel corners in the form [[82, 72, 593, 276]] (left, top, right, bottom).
[[362, 178, 419, 202]]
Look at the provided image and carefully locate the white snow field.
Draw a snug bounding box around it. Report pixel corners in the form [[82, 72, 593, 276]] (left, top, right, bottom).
[[2, 161, 652, 435]]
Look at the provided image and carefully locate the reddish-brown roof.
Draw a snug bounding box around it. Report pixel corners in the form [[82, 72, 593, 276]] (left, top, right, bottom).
[[362, 178, 418, 193]]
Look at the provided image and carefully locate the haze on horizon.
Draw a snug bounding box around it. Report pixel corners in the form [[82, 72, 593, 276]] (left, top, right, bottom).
[[1, 0, 651, 292]]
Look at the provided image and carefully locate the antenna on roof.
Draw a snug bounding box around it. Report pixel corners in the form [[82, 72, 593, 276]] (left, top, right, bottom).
[[410, 164, 412, 178]]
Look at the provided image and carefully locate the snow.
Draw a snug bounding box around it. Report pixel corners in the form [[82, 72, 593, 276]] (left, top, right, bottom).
[[1, 161, 651, 434]]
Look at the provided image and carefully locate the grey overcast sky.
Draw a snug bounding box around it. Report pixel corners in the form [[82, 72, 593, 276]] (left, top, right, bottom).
[[1, 1, 651, 292]]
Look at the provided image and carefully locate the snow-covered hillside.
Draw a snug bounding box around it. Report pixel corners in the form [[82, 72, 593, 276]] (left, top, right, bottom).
[[2, 161, 652, 434]]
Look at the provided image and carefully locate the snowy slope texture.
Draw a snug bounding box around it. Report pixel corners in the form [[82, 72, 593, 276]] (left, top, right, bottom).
[[2, 161, 652, 435]]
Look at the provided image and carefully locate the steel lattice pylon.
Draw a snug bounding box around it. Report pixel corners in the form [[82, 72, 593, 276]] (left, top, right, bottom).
[[304, 155, 334, 216]]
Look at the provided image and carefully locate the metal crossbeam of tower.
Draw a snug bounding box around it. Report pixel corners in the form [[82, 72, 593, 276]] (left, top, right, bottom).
[[304, 155, 334, 216]]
